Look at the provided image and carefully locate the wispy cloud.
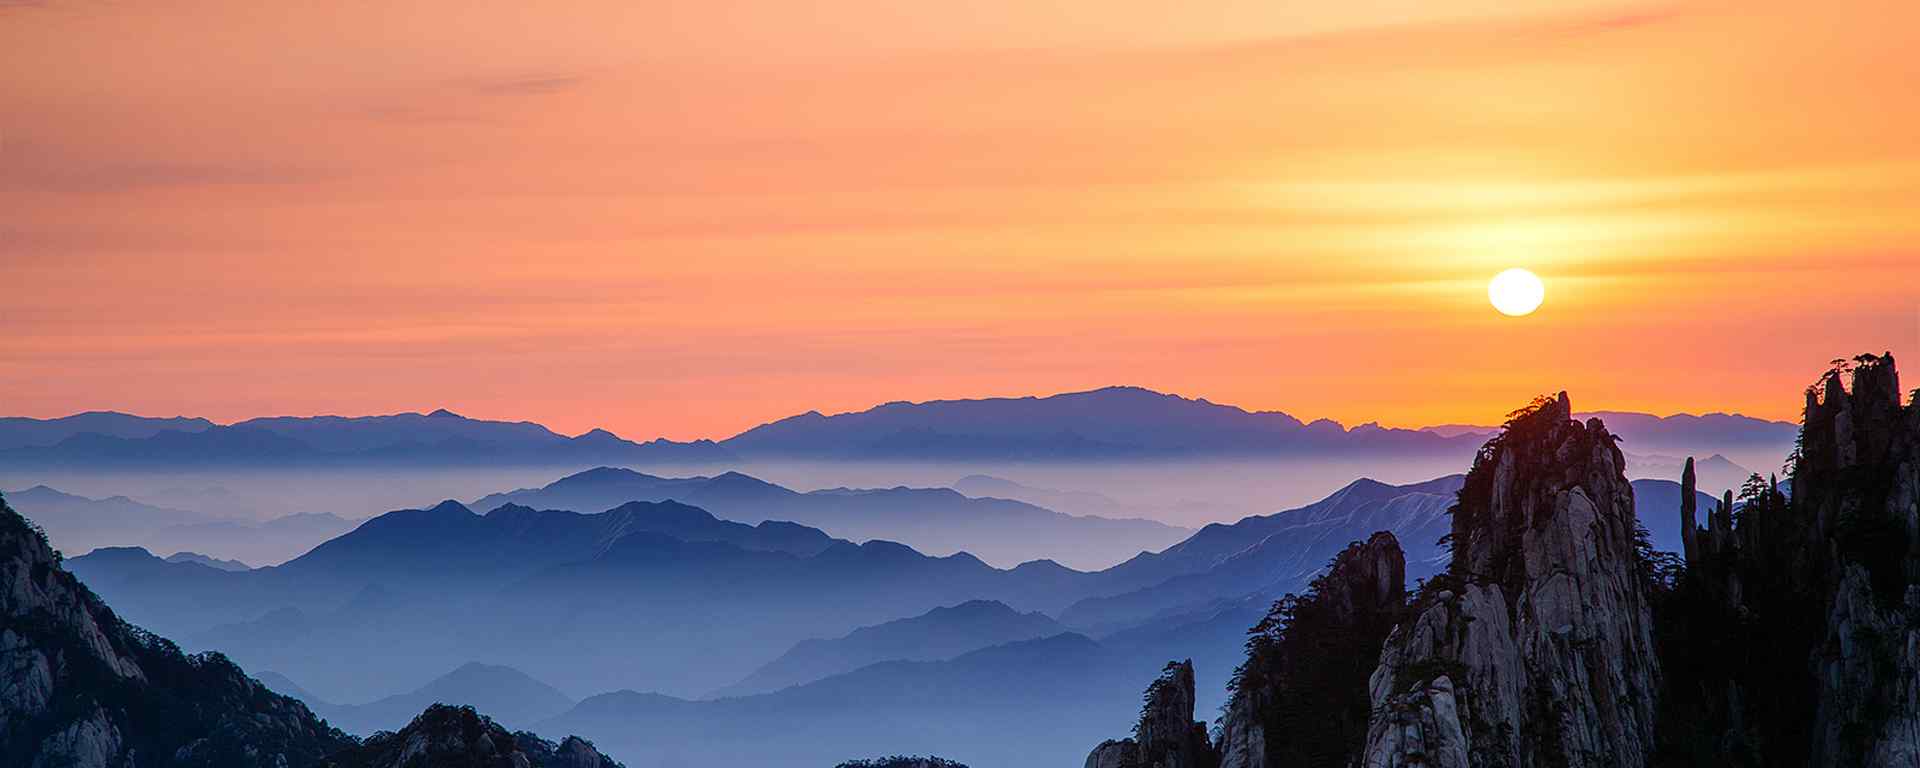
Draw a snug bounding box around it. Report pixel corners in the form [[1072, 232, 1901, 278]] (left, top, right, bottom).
[[4, 160, 324, 194], [361, 71, 590, 124], [468, 73, 588, 96]]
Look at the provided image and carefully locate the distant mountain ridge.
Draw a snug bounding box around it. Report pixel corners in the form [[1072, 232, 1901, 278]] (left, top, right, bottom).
[[473, 467, 1190, 569], [64, 496, 1136, 700], [537, 632, 1150, 768], [167, 551, 251, 570], [1, 390, 1796, 467], [0, 411, 215, 449], [720, 386, 1477, 459], [0, 408, 730, 467], [4, 484, 357, 567], [3, 484, 213, 556], [713, 599, 1067, 697], [1058, 475, 1463, 633], [268, 662, 578, 735], [1424, 410, 1797, 469], [62, 468, 1518, 704]]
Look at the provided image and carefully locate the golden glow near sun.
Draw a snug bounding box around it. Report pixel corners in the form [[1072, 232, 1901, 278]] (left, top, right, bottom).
[[1488, 268, 1545, 317]]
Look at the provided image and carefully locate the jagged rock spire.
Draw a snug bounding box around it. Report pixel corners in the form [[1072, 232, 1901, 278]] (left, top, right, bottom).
[[1359, 393, 1659, 768], [1086, 660, 1220, 768], [1681, 456, 1700, 562]]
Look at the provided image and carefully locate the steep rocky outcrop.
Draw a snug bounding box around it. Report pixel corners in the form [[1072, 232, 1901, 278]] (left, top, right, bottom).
[[1, 490, 627, 768], [1084, 660, 1220, 768], [833, 758, 969, 768], [0, 490, 353, 767], [1217, 531, 1407, 768], [1657, 353, 1920, 766], [1359, 392, 1661, 767], [321, 704, 620, 768]]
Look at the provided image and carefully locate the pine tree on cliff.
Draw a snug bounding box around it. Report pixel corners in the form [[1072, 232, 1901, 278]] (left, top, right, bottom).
[[1359, 392, 1662, 768], [1655, 352, 1920, 767], [0, 490, 353, 767], [1085, 659, 1220, 768], [1218, 532, 1407, 768]]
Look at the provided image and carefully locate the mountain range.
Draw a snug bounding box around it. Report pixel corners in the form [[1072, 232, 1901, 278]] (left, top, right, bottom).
[[950, 475, 1149, 520], [7, 393, 1821, 768], [0, 408, 729, 467], [472, 467, 1190, 569], [59, 465, 1474, 705], [1, 484, 210, 554], [720, 386, 1483, 459], [0, 411, 215, 449], [3, 484, 356, 566], [62, 496, 1101, 700], [712, 599, 1066, 697], [1058, 475, 1463, 634], [537, 633, 1155, 768], [1425, 410, 1797, 470], [0, 387, 1797, 467], [270, 661, 578, 735]]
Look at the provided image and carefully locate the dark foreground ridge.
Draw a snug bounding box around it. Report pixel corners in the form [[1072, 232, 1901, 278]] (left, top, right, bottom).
[[1217, 531, 1407, 767], [833, 758, 969, 768], [0, 489, 352, 767], [324, 704, 619, 768], [1092, 352, 1919, 768], [0, 490, 622, 768], [1655, 353, 1920, 766]]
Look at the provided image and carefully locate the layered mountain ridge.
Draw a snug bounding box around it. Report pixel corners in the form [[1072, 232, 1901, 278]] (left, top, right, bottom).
[[0, 409, 729, 467], [0, 388, 1795, 467], [472, 466, 1190, 569]]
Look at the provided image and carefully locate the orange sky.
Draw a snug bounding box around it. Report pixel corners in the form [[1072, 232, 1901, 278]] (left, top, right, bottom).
[[2, 0, 1916, 439]]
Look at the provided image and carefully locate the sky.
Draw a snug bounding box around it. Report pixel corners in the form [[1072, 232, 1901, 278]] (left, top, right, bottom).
[[2, 0, 1916, 440]]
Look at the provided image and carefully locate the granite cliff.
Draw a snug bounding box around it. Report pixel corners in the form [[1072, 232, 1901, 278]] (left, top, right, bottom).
[[1357, 391, 1661, 767], [1085, 659, 1220, 768], [0, 490, 352, 767]]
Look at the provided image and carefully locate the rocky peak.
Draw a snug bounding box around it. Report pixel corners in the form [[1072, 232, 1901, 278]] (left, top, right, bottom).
[[321, 704, 621, 768], [1359, 392, 1659, 767], [1085, 659, 1219, 768], [1135, 661, 1201, 761], [0, 490, 354, 767], [1680, 456, 1699, 562], [1217, 531, 1408, 768], [833, 759, 969, 768]]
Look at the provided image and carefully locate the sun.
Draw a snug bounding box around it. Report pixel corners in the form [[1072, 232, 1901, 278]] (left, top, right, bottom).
[[1488, 268, 1545, 317]]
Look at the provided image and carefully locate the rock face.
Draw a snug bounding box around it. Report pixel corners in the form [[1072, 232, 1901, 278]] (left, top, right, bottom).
[[1084, 660, 1220, 768], [1, 490, 626, 768], [0, 490, 353, 767], [1359, 392, 1661, 767], [832, 758, 969, 768], [321, 704, 621, 768], [1658, 353, 1920, 766], [1217, 531, 1407, 768]]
